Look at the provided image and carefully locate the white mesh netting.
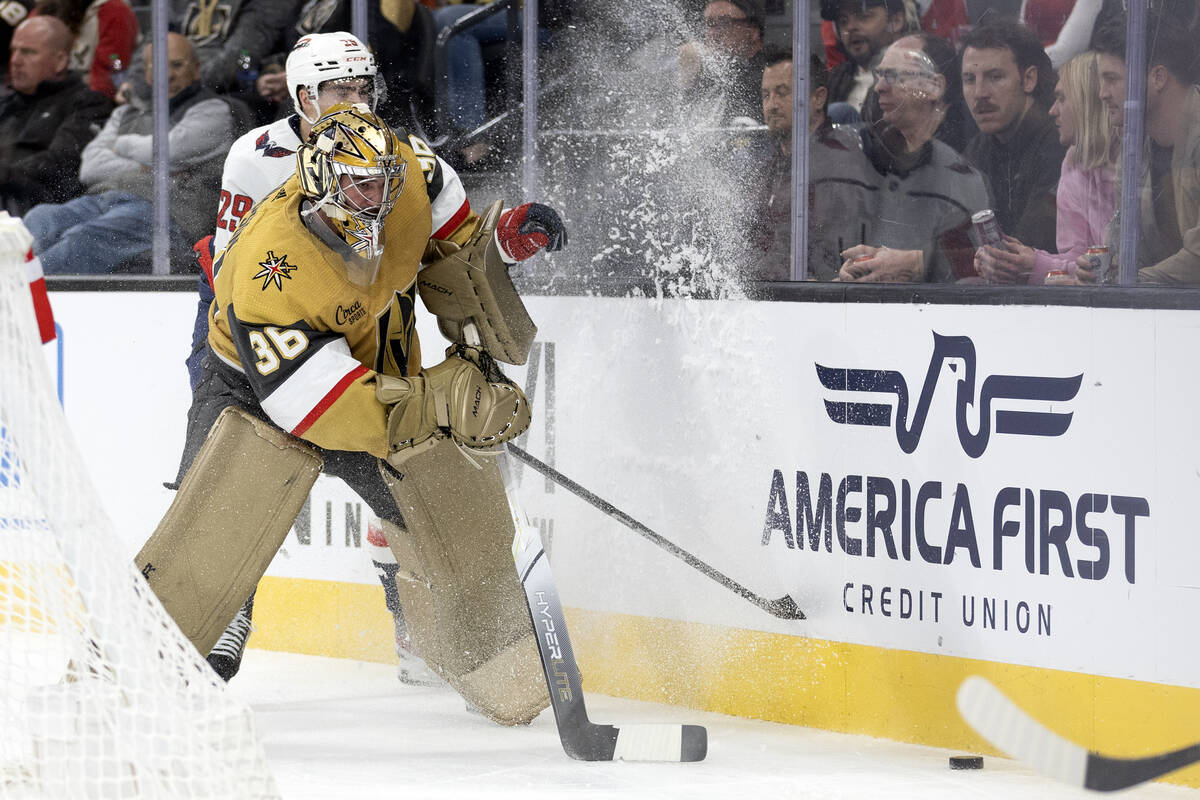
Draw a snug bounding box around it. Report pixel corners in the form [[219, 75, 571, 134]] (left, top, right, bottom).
[[0, 217, 279, 799]]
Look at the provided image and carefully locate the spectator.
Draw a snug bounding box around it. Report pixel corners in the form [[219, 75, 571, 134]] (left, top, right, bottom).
[[750, 50, 858, 281], [24, 32, 233, 274], [0, 0, 34, 81], [1091, 18, 1125, 129], [821, 15, 846, 70], [279, 0, 435, 131], [1091, 12, 1200, 285], [432, 1, 559, 165], [820, 0, 911, 118], [0, 16, 110, 216], [677, 0, 766, 125], [34, 0, 137, 100], [813, 35, 990, 282], [1020, 0, 1098, 68], [974, 51, 1116, 284], [919, 0, 968, 45], [123, 0, 297, 99], [961, 20, 1065, 254], [1020, 0, 1081, 48], [903, 30, 975, 151]]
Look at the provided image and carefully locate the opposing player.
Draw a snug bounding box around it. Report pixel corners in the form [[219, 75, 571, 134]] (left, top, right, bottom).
[[143, 101, 566, 726], [186, 33, 429, 685]]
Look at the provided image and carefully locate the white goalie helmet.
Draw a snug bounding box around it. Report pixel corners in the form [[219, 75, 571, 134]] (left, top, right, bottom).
[[286, 32, 384, 125]]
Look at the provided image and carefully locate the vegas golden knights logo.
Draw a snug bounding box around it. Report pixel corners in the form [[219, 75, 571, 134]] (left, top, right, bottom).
[[181, 0, 232, 45], [373, 288, 416, 376], [296, 0, 338, 36]]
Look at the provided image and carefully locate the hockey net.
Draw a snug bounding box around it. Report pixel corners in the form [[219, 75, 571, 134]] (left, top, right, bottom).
[[0, 217, 279, 799]]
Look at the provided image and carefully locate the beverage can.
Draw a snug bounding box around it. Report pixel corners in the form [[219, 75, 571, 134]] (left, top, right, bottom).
[[1045, 269, 1071, 286], [971, 210, 1004, 249], [1085, 246, 1111, 280]]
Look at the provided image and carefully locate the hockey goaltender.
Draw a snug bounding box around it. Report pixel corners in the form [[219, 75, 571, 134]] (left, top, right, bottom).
[[133, 101, 567, 726]]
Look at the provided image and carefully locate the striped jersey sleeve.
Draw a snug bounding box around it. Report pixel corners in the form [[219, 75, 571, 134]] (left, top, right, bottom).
[[399, 132, 475, 245], [428, 155, 471, 240]]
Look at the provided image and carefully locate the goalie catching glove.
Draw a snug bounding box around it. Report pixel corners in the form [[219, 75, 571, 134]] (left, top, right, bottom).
[[494, 203, 567, 263], [377, 345, 531, 465]]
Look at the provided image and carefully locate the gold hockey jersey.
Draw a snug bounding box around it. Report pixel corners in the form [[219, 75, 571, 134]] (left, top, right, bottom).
[[208, 142, 478, 458]]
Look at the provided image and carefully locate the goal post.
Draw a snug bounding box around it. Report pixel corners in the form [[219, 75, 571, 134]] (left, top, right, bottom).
[[0, 215, 280, 799]]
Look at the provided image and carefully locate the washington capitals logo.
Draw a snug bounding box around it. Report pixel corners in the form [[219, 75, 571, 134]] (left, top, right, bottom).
[[815, 333, 1082, 458], [254, 251, 296, 291], [255, 131, 295, 159]]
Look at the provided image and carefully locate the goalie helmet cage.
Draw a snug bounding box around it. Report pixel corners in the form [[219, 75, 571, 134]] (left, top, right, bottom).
[[0, 220, 280, 799]]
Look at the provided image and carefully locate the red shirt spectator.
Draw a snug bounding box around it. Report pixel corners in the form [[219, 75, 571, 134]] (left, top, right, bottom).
[[1021, 0, 1076, 45], [33, 0, 137, 100], [919, 0, 968, 45]]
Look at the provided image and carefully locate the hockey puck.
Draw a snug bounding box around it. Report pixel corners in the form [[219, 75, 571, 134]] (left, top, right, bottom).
[[949, 755, 984, 770]]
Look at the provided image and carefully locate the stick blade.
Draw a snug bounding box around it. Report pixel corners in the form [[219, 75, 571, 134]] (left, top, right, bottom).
[[557, 722, 619, 762], [956, 676, 1088, 787], [611, 723, 708, 762]]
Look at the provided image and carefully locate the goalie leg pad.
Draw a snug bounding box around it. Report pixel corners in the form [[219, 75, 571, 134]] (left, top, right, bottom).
[[417, 200, 537, 366], [135, 407, 322, 656], [380, 439, 549, 725]]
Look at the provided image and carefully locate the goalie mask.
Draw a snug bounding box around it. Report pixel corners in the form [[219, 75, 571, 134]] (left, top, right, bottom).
[[286, 32, 385, 125], [297, 103, 407, 274]]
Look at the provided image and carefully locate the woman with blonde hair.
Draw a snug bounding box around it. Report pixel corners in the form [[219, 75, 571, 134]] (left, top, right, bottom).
[[974, 50, 1118, 284]]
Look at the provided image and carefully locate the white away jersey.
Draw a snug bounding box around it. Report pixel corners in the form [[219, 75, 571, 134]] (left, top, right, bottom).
[[212, 115, 304, 256]]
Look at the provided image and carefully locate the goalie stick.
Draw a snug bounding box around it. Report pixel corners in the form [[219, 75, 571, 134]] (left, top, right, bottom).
[[503, 455, 708, 762], [957, 676, 1200, 791], [506, 443, 805, 621]]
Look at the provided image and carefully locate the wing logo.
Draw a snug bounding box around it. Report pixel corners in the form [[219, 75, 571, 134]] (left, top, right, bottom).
[[254, 131, 295, 159], [815, 332, 1083, 458], [253, 251, 296, 291]]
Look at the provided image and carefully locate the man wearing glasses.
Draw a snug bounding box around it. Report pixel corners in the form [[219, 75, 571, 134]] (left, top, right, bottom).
[[679, 0, 767, 123]]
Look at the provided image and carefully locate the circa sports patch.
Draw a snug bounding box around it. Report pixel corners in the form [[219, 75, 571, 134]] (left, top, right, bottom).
[[254, 251, 297, 291]]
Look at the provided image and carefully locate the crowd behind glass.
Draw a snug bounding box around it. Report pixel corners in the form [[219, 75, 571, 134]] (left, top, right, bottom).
[[1, 0, 1192, 292], [746, 0, 1198, 289]]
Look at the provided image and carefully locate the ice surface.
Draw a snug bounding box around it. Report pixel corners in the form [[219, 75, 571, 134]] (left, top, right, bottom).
[[231, 650, 1196, 799]]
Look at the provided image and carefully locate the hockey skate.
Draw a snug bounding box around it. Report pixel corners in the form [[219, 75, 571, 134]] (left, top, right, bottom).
[[394, 622, 443, 687], [206, 594, 254, 682], [370, 523, 443, 687]]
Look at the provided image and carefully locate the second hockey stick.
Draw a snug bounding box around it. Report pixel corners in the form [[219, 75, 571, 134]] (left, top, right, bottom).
[[502, 457, 708, 762], [957, 676, 1200, 791], [506, 443, 805, 620]]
